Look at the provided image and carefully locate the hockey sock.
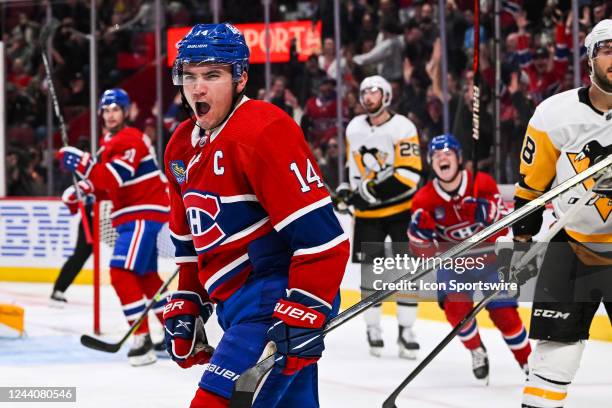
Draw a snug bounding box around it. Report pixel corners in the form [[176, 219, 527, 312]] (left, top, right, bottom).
[[443, 295, 482, 350], [396, 302, 418, 328], [110, 267, 149, 334], [138, 272, 167, 323], [489, 306, 531, 366], [522, 341, 585, 408], [364, 302, 382, 328], [190, 387, 229, 408]]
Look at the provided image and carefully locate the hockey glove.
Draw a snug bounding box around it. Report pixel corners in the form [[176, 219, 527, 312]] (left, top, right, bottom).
[[267, 289, 331, 376], [495, 236, 538, 286], [408, 208, 438, 258], [461, 197, 499, 226], [357, 179, 378, 205], [57, 146, 94, 178], [333, 183, 353, 214], [61, 180, 95, 215], [163, 291, 215, 369]]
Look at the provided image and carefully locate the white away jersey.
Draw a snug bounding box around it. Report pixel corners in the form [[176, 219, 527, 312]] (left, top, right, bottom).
[[345, 113, 422, 218], [515, 87, 612, 242]]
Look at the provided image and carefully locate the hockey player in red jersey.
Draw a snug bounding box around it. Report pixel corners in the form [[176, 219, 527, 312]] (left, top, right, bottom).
[[162, 24, 349, 407], [57, 88, 170, 366], [409, 134, 531, 382]]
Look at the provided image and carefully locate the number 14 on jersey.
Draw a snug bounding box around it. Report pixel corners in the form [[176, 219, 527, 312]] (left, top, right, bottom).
[[290, 159, 324, 192]]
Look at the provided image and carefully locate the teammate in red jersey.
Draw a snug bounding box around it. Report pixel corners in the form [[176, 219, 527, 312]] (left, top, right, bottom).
[[162, 23, 349, 407], [408, 134, 531, 382], [58, 88, 170, 366]]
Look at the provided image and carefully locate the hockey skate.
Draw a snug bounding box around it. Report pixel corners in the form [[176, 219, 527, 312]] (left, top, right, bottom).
[[470, 346, 489, 384], [49, 290, 67, 308], [127, 334, 157, 367], [367, 325, 384, 357], [397, 325, 419, 360]]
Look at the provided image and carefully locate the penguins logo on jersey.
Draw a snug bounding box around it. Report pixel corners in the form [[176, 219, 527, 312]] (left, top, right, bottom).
[[353, 146, 389, 180], [568, 140, 612, 222]]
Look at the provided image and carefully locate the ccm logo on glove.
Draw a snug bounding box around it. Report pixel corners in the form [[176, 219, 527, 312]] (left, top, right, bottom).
[[273, 300, 325, 328]]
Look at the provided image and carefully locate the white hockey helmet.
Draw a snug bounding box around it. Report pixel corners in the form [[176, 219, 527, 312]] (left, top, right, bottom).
[[585, 19, 612, 60], [359, 75, 392, 116]]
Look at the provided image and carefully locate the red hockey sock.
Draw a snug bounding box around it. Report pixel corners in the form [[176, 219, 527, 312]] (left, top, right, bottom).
[[443, 294, 482, 350], [488, 307, 531, 366], [137, 272, 166, 323], [110, 267, 149, 334], [190, 387, 229, 408]]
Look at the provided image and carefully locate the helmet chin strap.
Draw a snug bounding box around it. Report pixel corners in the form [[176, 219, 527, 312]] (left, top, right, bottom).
[[590, 74, 612, 96], [589, 56, 612, 97], [366, 101, 386, 118]]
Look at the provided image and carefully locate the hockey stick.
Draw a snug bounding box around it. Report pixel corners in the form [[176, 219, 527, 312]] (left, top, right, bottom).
[[229, 155, 612, 408], [39, 20, 93, 244], [381, 170, 608, 408], [471, 0, 481, 190], [80, 267, 179, 352]]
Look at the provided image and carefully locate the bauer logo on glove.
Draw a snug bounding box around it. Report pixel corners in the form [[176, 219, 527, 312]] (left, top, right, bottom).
[[162, 291, 215, 369]]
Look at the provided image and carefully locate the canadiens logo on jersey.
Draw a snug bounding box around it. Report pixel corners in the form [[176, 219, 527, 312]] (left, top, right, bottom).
[[183, 191, 226, 252], [567, 141, 612, 222], [439, 221, 483, 242], [170, 160, 187, 184]]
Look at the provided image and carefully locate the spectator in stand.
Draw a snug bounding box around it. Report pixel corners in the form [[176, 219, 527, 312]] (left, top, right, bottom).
[[353, 18, 405, 82], [356, 12, 379, 54], [302, 78, 342, 148], [319, 37, 342, 77], [267, 75, 304, 124], [6, 147, 45, 196], [298, 54, 328, 105], [8, 58, 33, 90], [515, 10, 569, 105], [319, 138, 341, 192], [500, 70, 535, 183], [6, 31, 33, 73], [11, 13, 39, 45]]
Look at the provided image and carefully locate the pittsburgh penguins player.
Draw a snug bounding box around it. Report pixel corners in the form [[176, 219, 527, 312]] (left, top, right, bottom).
[[336, 75, 423, 358]]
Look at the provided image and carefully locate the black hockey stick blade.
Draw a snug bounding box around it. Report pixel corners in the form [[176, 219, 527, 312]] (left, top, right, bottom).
[[80, 268, 179, 353], [80, 334, 124, 353]]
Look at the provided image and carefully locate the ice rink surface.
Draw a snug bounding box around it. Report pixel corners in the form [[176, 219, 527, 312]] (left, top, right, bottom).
[[1, 282, 611, 408]]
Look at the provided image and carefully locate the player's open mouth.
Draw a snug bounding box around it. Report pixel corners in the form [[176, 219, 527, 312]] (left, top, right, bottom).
[[195, 101, 210, 116], [440, 163, 450, 171]]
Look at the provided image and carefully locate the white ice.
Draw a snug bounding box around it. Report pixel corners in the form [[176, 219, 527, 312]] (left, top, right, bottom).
[[1, 282, 611, 408]]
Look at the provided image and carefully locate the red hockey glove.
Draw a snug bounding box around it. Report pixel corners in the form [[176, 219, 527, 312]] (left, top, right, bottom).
[[163, 291, 215, 369], [408, 208, 438, 257], [57, 146, 94, 178], [61, 180, 95, 214], [266, 289, 331, 375]]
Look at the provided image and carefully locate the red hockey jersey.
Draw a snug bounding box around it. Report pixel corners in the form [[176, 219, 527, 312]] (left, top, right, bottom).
[[88, 126, 170, 226], [164, 98, 349, 306], [411, 170, 507, 244]]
